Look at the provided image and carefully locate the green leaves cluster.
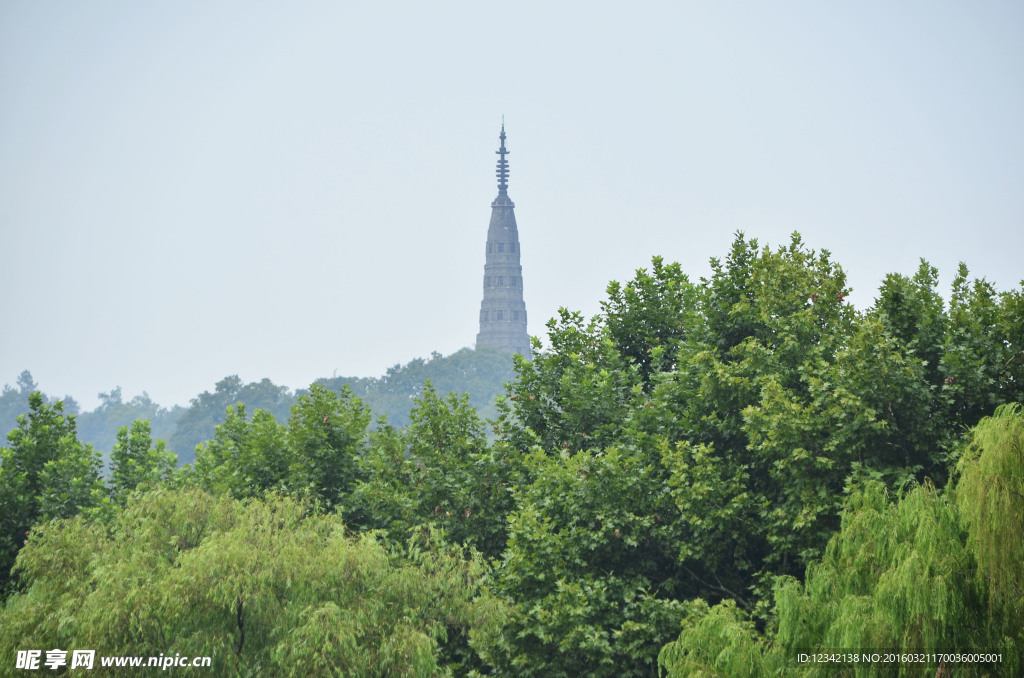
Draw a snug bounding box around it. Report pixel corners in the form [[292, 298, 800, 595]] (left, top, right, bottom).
[[0, 392, 178, 590], [109, 420, 177, 502], [351, 382, 516, 560], [190, 383, 371, 509], [478, 445, 688, 676]]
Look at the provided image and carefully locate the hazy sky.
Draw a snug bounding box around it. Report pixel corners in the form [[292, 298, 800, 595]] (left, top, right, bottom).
[[2, 1, 1022, 410]]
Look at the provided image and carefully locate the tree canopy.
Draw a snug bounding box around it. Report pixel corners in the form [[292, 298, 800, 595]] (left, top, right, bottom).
[[2, 232, 1022, 676]]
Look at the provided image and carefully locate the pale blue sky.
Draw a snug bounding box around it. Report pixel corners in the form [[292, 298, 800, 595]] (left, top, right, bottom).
[[2, 1, 1022, 409]]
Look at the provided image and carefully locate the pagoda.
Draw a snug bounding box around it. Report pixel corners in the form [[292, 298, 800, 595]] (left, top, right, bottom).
[[476, 124, 531, 357]]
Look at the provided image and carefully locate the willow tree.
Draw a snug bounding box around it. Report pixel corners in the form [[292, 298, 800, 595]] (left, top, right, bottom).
[[956, 403, 1024, 646], [0, 489, 503, 677]]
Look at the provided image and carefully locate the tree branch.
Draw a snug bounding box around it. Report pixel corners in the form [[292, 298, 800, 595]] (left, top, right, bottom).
[[682, 565, 750, 609]]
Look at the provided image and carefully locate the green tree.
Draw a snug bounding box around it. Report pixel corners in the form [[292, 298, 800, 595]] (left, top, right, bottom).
[[872, 260, 947, 388], [489, 232, 1017, 676], [76, 387, 183, 460], [496, 308, 643, 455], [0, 371, 39, 440], [955, 402, 1024, 639], [351, 382, 517, 558], [477, 443, 689, 677], [602, 256, 700, 388], [169, 376, 295, 464], [941, 265, 1020, 426], [188, 384, 372, 511], [190, 404, 291, 500], [287, 383, 372, 509], [108, 419, 177, 503], [628, 235, 860, 587], [0, 392, 102, 592], [0, 371, 80, 440], [484, 235, 875, 672], [0, 489, 505, 677]]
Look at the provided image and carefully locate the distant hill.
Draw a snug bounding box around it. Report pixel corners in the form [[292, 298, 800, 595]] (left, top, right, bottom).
[[1, 347, 521, 466], [169, 346, 518, 463], [314, 345, 518, 428]]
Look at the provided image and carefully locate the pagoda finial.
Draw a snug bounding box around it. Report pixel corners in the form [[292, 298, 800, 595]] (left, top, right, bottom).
[[495, 121, 509, 193]]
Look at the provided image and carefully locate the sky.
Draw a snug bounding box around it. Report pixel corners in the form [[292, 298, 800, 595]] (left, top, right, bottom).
[[2, 1, 1022, 411]]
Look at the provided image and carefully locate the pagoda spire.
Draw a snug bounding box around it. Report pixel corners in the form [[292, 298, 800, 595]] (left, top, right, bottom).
[[495, 121, 510, 194], [476, 122, 531, 358]]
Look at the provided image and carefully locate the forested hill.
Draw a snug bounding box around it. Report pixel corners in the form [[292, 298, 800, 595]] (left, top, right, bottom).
[[0, 346, 517, 465], [314, 345, 518, 428]]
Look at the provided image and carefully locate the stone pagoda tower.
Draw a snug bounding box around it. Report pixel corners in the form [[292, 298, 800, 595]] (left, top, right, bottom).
[[476, 124, 531, 357]]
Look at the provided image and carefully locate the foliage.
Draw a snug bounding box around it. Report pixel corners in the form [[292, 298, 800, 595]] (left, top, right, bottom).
[[76, 387, 184, 460], [496, 308, 644, 455], [658, 599, 777, 678], [287, 383, 372, 509], [941, 265, 1023, 425], [318, 346, 517, 428], [108, 419, 177, 503], [602, 256, 700, 388], [871, 261, 1024, 476], [492, 233, 1024, 673], [0, 392, 103, 593], [871, 260, 947, 388], [350, 382, 517, 559], [660, 404, 1024, 677], [771, 481, 980, 675], [477, 444, 689, 676], [0, 489, 505, 677], [169, 376, 296, 465], [190, 404, 292, 499], [0, 370, 80, 442], [190, 384, 371, 511], [0, 371, 41, 441], [955, 403, 1024, 633]]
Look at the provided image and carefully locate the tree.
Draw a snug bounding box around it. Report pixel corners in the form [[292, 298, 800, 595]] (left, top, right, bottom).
[[602, 256, 699, 388], [0, 489, 506, 677], [477, 444, 689, 677], [286, 383, 372, 509], [76, 388, 182, 460], [489, 233, 1018, 675], [0, 372, 36, 445], [318, 346, 518, 427], [188, 384, 372, 511], [0, 371, 78, 441], [108, 420, 177, 503], [0, 392, 102, 592], [169, 376, 295, 464], [190, 404, 292, 500], [871, 260, 947, 388], [351, 382, 518, 558], [496, 307, 643, 455], [955, 402, 1024, 639], [940, 265, 1020, 426]]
